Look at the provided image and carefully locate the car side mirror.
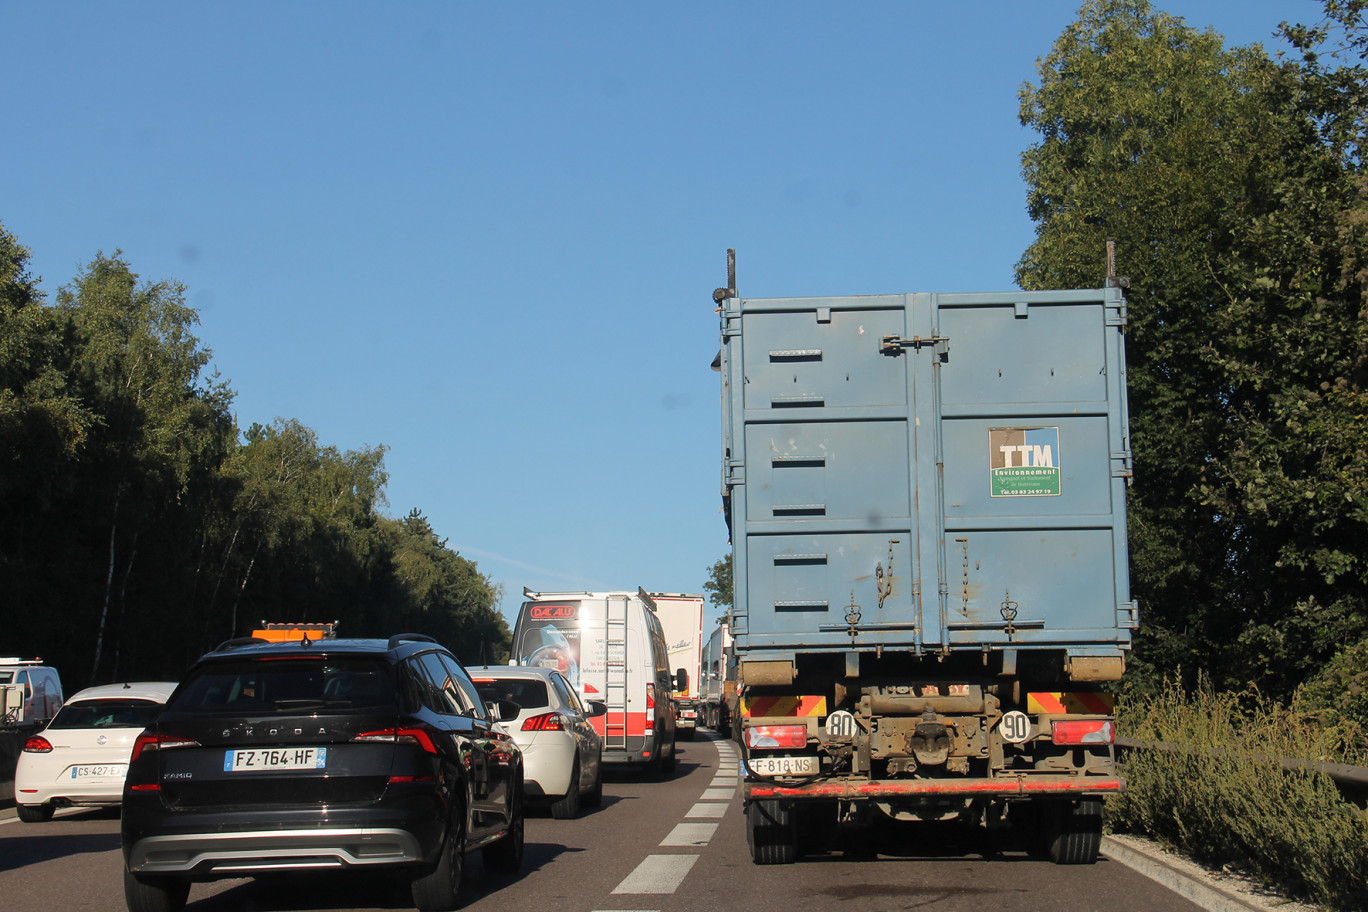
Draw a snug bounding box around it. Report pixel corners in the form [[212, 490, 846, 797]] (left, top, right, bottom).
[[673, 668, 689, 693], [587, 700, 608, 718]]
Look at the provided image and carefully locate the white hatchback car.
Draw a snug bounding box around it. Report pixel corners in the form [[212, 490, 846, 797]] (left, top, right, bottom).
[[14, 681, 176, 822], [467, 665, 606, 819]]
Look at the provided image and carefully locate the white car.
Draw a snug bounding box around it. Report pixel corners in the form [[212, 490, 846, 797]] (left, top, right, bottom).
[[468, 665, 606, 819], [14, 681, 176, 822]]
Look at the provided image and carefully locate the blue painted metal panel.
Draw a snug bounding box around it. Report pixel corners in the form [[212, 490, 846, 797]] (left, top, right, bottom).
[[720, 287, 1133, 661]]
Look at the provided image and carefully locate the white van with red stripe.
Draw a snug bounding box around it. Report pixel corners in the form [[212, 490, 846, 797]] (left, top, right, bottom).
[[511, 588, 678, 775]]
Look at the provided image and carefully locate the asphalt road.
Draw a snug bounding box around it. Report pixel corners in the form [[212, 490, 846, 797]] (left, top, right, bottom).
[[0, 732, 1208, 912]]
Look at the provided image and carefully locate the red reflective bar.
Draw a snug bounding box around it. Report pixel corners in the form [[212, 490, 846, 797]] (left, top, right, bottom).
[[747, 776, 1125, 800]]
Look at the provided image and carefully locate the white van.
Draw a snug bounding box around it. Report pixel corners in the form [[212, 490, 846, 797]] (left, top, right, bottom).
[[0, 659, 64, 727], [511, 589, 678, 774]]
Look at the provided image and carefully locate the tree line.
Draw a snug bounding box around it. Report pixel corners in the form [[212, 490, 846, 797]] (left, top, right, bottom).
[[0, 239, 509, 691]]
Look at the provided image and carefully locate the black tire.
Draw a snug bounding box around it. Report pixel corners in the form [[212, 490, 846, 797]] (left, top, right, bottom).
[[747, 798, 797, 865], [17, 803, 54, 823], [123, 868, 190, 912], [1043, 798, 1103, 865], [550, 757, 581, 819], [583, 759, 603, 807], [411, 807, 466, 911], [484, 777, 524, 875], [661, 740, 677, 774]]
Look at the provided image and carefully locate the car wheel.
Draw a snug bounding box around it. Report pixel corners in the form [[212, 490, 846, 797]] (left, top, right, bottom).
[[123, 868, 190, 912], [411, 805, 466, 912], [661, 739, 677, 774], [17, 804, 55, 823], [483, 775, 524, 874], [583, 756, 604, 807], [550, 756, 581, 819]]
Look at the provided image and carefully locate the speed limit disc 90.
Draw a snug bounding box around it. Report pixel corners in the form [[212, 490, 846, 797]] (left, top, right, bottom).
[[998, 710, 1032, 744]]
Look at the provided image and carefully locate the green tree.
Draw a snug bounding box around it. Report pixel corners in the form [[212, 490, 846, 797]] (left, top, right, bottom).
[[1018, 0, 1368, 699], [703, 554, 733, 622]]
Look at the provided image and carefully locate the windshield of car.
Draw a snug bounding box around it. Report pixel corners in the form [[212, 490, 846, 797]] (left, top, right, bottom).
[[472, 677, 549, 710], [49, 698, 164, 729], [168, 657, 399, 714]]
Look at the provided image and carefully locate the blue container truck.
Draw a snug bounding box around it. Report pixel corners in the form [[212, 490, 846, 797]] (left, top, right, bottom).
[[714, 252, 1137, 865]]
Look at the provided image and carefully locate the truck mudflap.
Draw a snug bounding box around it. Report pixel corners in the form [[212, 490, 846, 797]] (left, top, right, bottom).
[[747, 776, 1124, 800]]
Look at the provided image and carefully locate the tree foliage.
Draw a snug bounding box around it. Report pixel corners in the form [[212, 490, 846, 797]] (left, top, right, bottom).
[[1018, 0, 1368, 705], [703, 553, 732, 620], [0, 225, 508, 688]]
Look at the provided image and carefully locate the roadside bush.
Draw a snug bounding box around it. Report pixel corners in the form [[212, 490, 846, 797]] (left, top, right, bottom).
[[1109, 678, 1368, 911]]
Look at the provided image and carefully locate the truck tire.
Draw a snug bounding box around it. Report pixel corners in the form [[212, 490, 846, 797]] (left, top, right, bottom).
[[1043, 798, 1103, 865], [747, 799, 797, 865]]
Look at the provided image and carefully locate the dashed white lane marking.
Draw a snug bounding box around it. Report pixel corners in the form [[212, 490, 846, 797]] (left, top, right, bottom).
[[612, 854, 699, 893], [700, 787, 735, 800], [685, 801, 728, 818], [660, 822, 719, 846]]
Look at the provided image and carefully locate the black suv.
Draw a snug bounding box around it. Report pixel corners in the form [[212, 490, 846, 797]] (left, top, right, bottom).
[[121, 633, 524, 912]]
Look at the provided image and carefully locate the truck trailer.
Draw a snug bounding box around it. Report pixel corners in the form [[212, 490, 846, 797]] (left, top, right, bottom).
[[650, 593, 706, 741], [714, 252, 1136, 865]]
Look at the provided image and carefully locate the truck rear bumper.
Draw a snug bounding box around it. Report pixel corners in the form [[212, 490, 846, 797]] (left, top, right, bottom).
[[747, 776, 1124, 801]]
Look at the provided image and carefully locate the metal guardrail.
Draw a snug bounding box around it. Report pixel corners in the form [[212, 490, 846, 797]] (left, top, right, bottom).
[[1116, 736, 1368, 804]]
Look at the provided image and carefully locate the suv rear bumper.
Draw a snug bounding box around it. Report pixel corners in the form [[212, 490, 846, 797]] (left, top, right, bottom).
[[126, 827, 426, 877]]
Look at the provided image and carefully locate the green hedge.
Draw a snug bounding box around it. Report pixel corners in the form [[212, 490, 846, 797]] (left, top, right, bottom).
[[1109, 680, 1368, 910]]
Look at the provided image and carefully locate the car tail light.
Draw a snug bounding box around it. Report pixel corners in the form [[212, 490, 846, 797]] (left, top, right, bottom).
[[354, 726, 439, 754], [746, 724, 807, 749], [521, 712, 564, 732], [131, 733, 200, 761], [22, 736, 53, 753], [1051, 719, 1114, 746]]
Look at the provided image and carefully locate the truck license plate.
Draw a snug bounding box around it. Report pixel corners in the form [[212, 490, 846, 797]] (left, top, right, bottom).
[[749, 755, 819, 777], [224, 747, 327, 772]]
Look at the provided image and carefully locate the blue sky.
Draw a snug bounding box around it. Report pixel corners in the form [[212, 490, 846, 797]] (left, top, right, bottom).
[[3, 1, 1309, 625]]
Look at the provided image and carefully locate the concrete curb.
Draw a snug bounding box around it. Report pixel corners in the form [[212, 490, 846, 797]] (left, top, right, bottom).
[[1101, 836, 1294, 912]]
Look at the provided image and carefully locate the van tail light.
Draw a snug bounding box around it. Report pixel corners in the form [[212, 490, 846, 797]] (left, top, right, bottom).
[[521, 712, 564, 732], [645, 684, 655, 732], [131, 733, 200, 761], [22, 736, 53, 753], [354, 726, 439, 754]]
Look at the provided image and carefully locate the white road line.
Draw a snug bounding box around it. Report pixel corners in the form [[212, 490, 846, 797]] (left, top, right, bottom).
[[660, 822, 718, 846], [612, 855, 699, 893], [700, 787, 735, 800], [685, 801, 728, 818]]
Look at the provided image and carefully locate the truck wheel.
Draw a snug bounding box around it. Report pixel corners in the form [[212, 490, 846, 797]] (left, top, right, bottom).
[[1043, 798, 1103, 865], [747, 799, 797, 865]]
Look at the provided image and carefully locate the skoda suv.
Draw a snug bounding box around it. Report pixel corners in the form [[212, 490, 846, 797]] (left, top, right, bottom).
[[121, 633, 524, 912]]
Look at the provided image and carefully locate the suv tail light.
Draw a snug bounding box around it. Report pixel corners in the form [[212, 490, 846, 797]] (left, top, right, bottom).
[[22, 736, 52, 753], [521, 712, 564, 732], [131, 732, 200, 761], [354, 726, 438, 754]]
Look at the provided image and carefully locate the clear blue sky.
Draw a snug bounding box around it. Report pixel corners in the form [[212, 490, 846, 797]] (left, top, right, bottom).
[[3, 1, 1309, 625]]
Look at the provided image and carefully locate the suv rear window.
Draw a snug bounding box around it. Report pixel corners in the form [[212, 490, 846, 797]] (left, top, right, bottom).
[[169, 658, 399, 714], [473, 677, 549, 710], [50, 699, 163, 729]]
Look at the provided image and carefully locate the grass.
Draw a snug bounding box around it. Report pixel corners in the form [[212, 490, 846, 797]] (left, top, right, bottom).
[[1108, 678, 1368, 911]]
